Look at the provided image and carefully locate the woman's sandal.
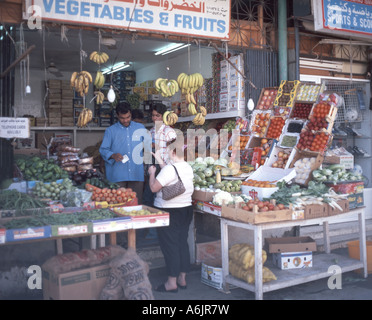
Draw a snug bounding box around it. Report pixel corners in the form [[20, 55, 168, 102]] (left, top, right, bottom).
[[155, 283, 178, 293], [177, 282, 187, 290]]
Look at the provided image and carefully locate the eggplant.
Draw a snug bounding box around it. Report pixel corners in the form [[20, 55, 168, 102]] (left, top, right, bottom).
[[73, 174, 83, 184]]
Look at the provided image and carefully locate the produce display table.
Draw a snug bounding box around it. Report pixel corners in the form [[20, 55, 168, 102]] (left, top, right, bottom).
[[0, 228, 137, 254], [220, 207, 368, 300]]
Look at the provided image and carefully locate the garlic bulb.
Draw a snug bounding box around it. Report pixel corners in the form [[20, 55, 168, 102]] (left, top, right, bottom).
[[107, 85, 116, 103]]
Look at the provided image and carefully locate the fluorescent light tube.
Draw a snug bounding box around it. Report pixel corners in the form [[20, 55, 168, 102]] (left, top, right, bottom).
[[102, 62, 130, 75], [154, 43, 190, 56], [161, 44, 190, 55]]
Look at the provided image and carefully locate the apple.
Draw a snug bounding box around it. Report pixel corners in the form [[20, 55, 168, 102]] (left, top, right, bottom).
[[264, 90, 270, 96]]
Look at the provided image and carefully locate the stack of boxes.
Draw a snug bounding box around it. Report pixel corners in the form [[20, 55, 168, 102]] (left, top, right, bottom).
[[212, 52, 223, 113], [61, 80, 74, 127], [45, 80, 74, 127], [46, 80, 62, 127], [219, 53, 246, 112]]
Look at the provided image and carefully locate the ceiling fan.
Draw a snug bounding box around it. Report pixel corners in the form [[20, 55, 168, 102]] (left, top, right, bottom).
[[47, 61, 63, 77]]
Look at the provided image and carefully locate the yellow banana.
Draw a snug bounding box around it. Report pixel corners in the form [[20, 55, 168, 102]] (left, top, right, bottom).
[[199, 106, 207, 117], [190, 93, 196, 105], [163, 111, 170, 125], [70, 71, 78, 88], [89, 51, 97, 61]]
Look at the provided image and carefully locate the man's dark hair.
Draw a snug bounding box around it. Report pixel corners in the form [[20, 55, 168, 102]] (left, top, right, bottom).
[[132, 109, 144, 120], [151, 103, 167, 115], [116, 102, 132, 116]]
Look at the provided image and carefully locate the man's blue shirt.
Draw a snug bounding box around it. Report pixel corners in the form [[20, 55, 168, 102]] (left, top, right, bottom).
[[99, 121, 150, 183]]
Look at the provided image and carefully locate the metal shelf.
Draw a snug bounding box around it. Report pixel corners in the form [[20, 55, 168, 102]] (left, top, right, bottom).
[[177, 109, 245, 123]]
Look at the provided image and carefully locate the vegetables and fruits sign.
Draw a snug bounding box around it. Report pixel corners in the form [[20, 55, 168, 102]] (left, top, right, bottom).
[[25, 0, 231, 40]]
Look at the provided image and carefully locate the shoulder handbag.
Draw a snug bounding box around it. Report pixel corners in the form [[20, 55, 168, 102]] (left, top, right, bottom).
[[162, 165, 186, 201]]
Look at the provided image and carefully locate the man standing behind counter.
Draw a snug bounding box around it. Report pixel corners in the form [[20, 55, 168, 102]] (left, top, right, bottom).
[[99, 102, 148, 203]]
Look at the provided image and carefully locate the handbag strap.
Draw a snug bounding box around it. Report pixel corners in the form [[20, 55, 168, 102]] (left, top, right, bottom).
[[172, 164, 182, 181]]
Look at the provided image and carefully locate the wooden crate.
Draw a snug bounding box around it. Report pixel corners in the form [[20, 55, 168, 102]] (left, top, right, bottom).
[[61, 117, 74, 127], [221, 203, 293, 225], [36, 118, 48, 127]]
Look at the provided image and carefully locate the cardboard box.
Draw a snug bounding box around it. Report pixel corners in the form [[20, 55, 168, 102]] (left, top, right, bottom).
[[272, 251, 313, 269], [201, 259, 223, 290], [51, 223, 93, 237], [221, 204, 293, 224], [325, 181, 364, 209], [304, 204, 328, 219], [192, 190, 241, 203], [266, 236, 316, 270], [92, 216, 132, 233], [228, 100, 245, 111], [6, 225, 52, 242], [264, 145, 296, 169], [193, 200, 222, 217], [328, 199, 349, 216], [196, 240, 221, 264], [42, 263, 111, 300], [266, 236, 317, 253], [289, 148, 324, 186], [110, 205, 169, 229], [241, 166, 296, 200]]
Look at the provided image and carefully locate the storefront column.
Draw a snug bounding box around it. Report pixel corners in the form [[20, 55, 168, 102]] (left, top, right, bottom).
[[278, 0, 288, 81]]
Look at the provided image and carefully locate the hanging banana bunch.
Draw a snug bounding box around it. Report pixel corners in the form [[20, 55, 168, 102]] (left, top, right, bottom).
[[192, 106, 207, 126], [162, 111, 178, 126], [89, 51, 110, 64], [70, 71, 93, 97], [93, 71, 105, 89], [177, 72, 204, 95], [77, 108, 93, 128], [94, 91, 105, 105], [155, 78, 179, 97]]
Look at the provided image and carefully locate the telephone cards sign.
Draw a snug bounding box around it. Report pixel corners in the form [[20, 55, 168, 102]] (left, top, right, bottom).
[[313, 0, 372, 36], [24, 0, 231, 40]]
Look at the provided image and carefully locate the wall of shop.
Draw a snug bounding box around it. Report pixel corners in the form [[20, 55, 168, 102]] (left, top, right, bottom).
[[13, 46, 216, 118]]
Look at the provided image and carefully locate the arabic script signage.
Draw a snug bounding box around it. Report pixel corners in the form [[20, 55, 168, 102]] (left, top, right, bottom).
[[313, 0, 372, 36], [0, 117, 30, 139], [24, 0, 231, 40]]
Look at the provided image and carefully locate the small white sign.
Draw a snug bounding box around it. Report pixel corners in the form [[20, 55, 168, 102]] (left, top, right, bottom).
[[0, 117, 30, 139]]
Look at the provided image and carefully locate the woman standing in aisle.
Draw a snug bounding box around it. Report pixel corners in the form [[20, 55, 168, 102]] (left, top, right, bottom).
[[148, 137, 194, 293], [142, 103, 177, 239]]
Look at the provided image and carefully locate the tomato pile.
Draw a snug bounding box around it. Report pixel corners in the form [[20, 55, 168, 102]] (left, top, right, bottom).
[[306, 117, 329, 131], [242, 180, 276, 188], [86, 184, 137, 204], [290, 103, 313, 119], [240, 199, 288, 212], [297, 131, 329, 152], [266, 117, 285, 139], [311, 102, 331, 118], [252, 112, 270, 137]]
